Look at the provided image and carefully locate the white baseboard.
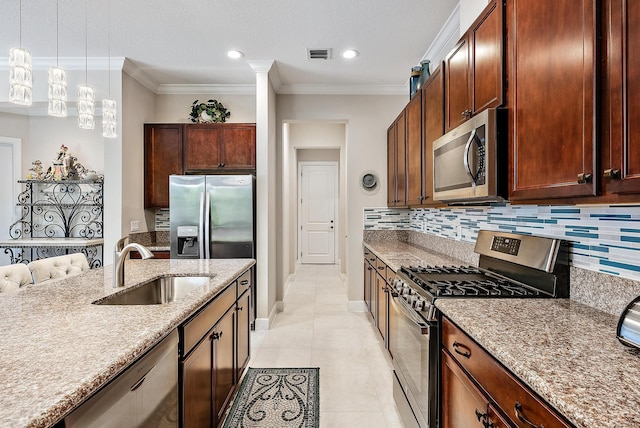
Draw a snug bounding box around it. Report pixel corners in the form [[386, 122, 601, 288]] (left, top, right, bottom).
[[347, 301, 367, 312], [254, 303, 282, 330]]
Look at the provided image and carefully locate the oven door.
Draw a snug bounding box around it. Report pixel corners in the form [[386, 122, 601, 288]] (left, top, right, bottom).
[[389, 292, 437, 428]]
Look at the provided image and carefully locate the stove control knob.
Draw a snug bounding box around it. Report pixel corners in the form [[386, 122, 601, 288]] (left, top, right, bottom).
[[414, 298, 425, 312], [401, 286, 411, 296]]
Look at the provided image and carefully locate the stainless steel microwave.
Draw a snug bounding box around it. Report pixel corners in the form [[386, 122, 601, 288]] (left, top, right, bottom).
[[433, 108, 508, 204]]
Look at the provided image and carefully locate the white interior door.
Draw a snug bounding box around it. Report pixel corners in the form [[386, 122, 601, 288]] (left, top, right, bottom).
[[299, 163, 337, 264], [0, 137, 22, 266]]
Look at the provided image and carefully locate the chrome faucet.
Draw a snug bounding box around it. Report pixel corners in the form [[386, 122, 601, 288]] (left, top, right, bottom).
[[113, 237, 155, 287]]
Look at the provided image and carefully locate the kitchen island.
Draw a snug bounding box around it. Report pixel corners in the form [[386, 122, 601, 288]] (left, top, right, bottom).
[[364, 236, 640, 428], [0, 258, 254, 428]]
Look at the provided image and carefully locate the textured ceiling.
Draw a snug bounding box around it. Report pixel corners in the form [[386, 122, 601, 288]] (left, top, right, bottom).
[[0, 0, 458, 93]]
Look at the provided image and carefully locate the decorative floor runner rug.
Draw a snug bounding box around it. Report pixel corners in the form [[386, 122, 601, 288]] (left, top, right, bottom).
[[222, 367, 320, 428]]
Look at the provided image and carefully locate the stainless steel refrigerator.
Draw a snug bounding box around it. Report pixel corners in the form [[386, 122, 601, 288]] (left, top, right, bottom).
[[169, 175, 255, 259]]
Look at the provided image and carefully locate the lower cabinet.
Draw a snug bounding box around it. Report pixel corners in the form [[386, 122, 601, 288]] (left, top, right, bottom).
[[179, 268, 253, 428], [442, 351, 510, 428], [441, 316, 571, 428]]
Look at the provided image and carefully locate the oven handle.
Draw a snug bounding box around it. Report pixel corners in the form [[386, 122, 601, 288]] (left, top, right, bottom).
[[390, 292, 431, 334]]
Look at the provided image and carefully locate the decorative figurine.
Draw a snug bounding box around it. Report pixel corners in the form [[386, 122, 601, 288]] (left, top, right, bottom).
[[27, 160, 43, 180]]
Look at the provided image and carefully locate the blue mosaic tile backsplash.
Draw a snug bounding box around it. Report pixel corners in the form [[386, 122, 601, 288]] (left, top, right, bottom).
[[363, 204, 640, 281]]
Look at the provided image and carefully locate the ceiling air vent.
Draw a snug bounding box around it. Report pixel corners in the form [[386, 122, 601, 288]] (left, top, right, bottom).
[[307, 48, 332, 60]]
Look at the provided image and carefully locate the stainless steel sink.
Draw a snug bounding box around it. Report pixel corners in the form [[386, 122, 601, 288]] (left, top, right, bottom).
[[94, 276, 212, 305]]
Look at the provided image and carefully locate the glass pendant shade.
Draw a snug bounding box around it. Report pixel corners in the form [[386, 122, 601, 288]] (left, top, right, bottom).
[[102, 98, 117, 138], [9, 48, 33, 105], [48, 66, 68, 117], [78, 85, 95, 129]]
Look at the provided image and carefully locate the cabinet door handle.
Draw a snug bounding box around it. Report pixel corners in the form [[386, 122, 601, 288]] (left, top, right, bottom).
[[240, 280, 249, 285], [514, 402, 543, 428], [378, 266, 385, 270], [211, 331, 223, 341], [475, 409, 486, 422], [577, 172, 592, 184], [452, 341, 471, 358], [604, 168, 621, 180], [221, 163, 225, 167]]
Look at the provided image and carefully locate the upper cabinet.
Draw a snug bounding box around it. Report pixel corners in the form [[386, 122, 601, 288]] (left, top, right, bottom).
[[144, 123, 256, 209], [422, 66, 446, 207], [445, 0, 504, 132], [507, 0, 597, 201], [405, 91, 424, 206], [601, 0, 640, 197], [387, 111, 407, 207], [184, 124, 256, 172], [144, 124, 184, 209]]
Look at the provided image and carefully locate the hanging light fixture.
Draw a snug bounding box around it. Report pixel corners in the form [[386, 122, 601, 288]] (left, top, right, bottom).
[[78, 0, 95, 129], [48, 0, 67, 117], [9, 0, 32, 105], [102, 0, 117, 138]]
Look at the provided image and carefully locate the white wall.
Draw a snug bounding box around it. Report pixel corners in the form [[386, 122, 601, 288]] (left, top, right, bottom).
[[276, 94, 407, 307], [121, 72, 156, 235], [154, 94, 256, 123], [27, 115, 104, 175], [0, 113, 29, 169]]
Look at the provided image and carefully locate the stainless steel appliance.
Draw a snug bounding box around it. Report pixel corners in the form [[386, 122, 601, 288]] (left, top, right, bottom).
[[390, 230, 569, 428], [62, 330, 179, 427], [432, 108, 507, 204], [170, 175, 255, 259]]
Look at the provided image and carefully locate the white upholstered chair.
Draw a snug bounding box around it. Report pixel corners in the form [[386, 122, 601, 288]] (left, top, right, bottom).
[[0, 263, 33, 292], [27, 253, 90, 284]]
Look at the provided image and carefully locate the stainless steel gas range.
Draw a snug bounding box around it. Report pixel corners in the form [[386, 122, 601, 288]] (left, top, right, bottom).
[[389, 230, 569, 428]]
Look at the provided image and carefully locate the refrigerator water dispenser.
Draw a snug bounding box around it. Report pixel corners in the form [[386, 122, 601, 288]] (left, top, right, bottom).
[[177, 225, 199, 256]]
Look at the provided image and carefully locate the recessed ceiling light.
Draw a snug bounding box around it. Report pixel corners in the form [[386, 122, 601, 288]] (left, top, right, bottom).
[[227, 50, 244, 59], [342, 49, 359, 59]]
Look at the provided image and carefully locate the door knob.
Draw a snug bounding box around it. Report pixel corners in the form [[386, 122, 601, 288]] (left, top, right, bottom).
[[604, 169, 621, 180]]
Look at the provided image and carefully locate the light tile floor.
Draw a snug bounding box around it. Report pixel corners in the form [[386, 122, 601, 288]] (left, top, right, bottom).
[[249, 264, 405, 428]]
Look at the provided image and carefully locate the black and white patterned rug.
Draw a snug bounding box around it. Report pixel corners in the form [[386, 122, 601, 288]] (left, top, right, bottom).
[[222, 367, 320, 428]]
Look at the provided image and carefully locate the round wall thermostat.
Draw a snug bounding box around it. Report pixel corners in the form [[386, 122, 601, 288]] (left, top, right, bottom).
[[362, 173, 377, 189]]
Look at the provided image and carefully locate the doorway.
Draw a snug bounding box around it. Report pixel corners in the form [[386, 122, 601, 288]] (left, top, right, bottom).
[[0, 137, 22, 266], [298, 162, 338, 264]]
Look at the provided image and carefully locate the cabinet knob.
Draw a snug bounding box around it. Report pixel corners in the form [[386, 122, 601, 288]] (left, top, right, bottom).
[[461, 109, 472, 118], [211, 331, 223, 341], [604, 168, 621, 181], [577, 172, 592, 184], [237, 306, 244, 312]]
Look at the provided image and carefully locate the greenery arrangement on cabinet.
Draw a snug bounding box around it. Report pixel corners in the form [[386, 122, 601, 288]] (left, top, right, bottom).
[[189, 99, 231, 123]]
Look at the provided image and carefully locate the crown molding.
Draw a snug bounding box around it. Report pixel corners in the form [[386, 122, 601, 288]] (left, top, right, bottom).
[[277, 83, 407, 96], [0, 56, 126, 71], [156, 84, 256, 95], [122, 58, 159, 93], [420, 3, 460, 70]]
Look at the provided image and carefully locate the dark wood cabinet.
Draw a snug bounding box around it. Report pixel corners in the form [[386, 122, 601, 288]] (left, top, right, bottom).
[[130, 250, 170, 259], [441, 351, 510, 428], [212, 308, 235, 425], [507, 0, 597, 201], [184, 124, 256, 172], [144, 124, 184, 208], [445, 0, 504, 132], [235, 290, 251, 382], [387, 111, 407, 207], [441, 316, 572, 428], [144, 123, 256, 208], [602, 0, 640, 196], [406, 91, 424, 206], [179, 268, 253, 428], [421, 66, 446, 207]]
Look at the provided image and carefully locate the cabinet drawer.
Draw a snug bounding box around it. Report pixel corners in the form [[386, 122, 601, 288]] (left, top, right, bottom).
[[236, 269, 252, 298], [181, 284, 236, 356], [375, 258, 387, 278], [442, 317, 571, 428]]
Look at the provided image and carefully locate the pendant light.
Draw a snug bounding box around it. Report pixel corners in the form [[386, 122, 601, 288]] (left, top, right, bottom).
[[48, 0, 67, 117], [102, 0, 117, 138], [9, 0, 33, 105], [78, 0, 95, 129]]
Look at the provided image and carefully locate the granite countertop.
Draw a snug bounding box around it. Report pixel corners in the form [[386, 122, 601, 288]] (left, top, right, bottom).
[[364, 238, 640, 428], [0, 258, 254, 428]]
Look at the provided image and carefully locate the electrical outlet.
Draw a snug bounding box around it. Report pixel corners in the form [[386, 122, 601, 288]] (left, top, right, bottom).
[[130, 220, 140, 232]]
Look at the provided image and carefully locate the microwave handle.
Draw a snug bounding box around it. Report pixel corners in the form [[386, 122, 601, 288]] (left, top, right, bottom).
[[463, 129, 478, 184]]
